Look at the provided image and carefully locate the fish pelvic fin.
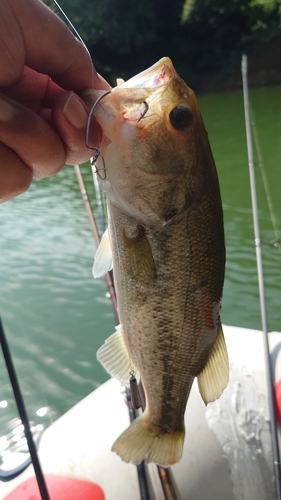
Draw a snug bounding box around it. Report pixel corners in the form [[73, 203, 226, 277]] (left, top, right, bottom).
[[112, 413, 185, 466], [93, 228, 113, 278], [197, 324, 229, 405], [96, 325, 139, 386]]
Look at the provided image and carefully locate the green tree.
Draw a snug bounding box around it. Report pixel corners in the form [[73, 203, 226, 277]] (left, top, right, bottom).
[[180, 0, 281, 88]]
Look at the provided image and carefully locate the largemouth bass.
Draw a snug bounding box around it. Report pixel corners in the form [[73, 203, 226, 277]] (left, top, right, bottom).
[[87, 57, 229, 466]]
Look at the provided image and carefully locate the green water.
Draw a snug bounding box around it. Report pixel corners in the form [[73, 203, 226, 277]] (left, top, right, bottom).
[[0, 86, 280, 455]]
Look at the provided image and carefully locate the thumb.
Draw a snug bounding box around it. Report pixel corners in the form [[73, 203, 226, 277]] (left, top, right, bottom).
[[51, 92, 103, 166]]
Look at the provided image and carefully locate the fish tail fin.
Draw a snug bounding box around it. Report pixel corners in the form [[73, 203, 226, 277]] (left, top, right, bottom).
[[112, 413, 184, 466]]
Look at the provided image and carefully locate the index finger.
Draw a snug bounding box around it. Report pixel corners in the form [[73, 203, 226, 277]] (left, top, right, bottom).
[[1, 0, 105, 90]]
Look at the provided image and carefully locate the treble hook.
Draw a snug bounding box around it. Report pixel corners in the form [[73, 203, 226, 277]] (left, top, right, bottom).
[[86, 90, 111, 179]]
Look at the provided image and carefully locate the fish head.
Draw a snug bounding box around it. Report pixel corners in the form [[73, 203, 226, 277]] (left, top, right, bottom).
[[83, 58, 217, 225]]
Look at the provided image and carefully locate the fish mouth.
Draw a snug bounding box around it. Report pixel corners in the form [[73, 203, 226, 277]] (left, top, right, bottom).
[[82, 57, 185, 147]]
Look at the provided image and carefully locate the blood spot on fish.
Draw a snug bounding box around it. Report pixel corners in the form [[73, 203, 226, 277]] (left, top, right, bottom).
[[154, 71, 167, 85]]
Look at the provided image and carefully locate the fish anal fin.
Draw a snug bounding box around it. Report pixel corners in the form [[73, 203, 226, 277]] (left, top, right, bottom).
[[197, 324, 229, 405], [112, 413, 185, 466], [123, 225, 156, 285], [93, 228, 113, 278], [96, 325, 139, 386]]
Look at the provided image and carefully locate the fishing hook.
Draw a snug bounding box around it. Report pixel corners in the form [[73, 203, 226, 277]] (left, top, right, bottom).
[[86, 90, 112, 179], [137, 101, 149, 123], [91, 155, 107, 180]]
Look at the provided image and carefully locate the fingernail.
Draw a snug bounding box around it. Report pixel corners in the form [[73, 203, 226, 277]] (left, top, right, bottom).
[[0, 97, 14, 122], [63, 93, 87, 129]]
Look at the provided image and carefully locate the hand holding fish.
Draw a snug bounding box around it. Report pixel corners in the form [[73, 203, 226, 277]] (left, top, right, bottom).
[[0, 0, 110, 202]]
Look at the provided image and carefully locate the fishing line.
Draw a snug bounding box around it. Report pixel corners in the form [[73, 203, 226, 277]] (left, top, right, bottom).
[[52, 0, 89, 53], [241, 54, 281, 500], [51, 0, 96, 90], [0, 317, 50, 500]]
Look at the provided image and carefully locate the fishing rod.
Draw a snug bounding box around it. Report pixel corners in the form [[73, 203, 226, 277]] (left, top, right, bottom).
[[74, 163, 151, 499], [0, 317, 50, 500], [75, 162, 179, 500], [241, 54, 281, 500]]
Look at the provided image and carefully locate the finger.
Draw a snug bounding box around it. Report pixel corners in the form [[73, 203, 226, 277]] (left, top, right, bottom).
[[51, 92, 102, 166], [2, 66, 65, 113], [0, 143, 33, 203], [0, 94, 66, 178]]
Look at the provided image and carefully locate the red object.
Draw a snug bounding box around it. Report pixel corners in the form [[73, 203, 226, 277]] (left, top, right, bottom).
[[274, 379, 281, 426], [3, 474, 105, 500]]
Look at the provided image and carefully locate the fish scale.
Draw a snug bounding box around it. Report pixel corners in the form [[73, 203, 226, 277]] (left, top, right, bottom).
[[90, 57, 229, 466]]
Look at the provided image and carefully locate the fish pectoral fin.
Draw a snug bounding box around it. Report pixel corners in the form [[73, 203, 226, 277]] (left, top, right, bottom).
[[96, 324, 139, 386], [123, 225, 156, 285], [197, 324, 229, 405], [92, 228, 113, 278]]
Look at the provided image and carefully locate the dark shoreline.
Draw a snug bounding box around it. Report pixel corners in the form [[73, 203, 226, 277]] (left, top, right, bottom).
[[200, 35, 281, 94]]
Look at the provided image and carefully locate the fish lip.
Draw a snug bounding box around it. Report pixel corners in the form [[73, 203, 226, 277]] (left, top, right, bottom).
[[81, 57, 177, 105], [117, 57, 177, 89], [80, 57, 178, 124]]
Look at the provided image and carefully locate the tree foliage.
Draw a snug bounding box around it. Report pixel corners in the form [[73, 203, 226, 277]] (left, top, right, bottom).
[[180, 0, 281, 87], [45, 0, 281, 90]]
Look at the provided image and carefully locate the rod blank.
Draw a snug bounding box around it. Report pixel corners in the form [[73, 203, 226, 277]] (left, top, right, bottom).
[[241, 54, 281, 500]]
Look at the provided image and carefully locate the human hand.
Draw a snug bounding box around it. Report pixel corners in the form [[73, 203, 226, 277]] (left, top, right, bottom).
[[0, 0, 110, 202]]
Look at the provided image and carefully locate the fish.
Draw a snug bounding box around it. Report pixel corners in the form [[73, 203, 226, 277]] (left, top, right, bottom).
[[85, 57, 229, 467]]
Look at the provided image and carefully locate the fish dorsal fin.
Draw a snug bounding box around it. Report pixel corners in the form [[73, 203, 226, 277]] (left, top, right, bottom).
[[197, 324, 229, 405], [96, 324, 139, 386], [92, 228, 113, 278]]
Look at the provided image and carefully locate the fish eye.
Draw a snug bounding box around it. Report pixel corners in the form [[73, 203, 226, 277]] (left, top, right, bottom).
[[169, 106, 193, 130]]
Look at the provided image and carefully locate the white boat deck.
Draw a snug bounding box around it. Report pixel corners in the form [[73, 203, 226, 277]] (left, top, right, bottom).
[[1, 325, 281, 500]]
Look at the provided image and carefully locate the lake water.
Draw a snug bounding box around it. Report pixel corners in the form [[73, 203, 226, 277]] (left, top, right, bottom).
[[0, 85, 280, 465]]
